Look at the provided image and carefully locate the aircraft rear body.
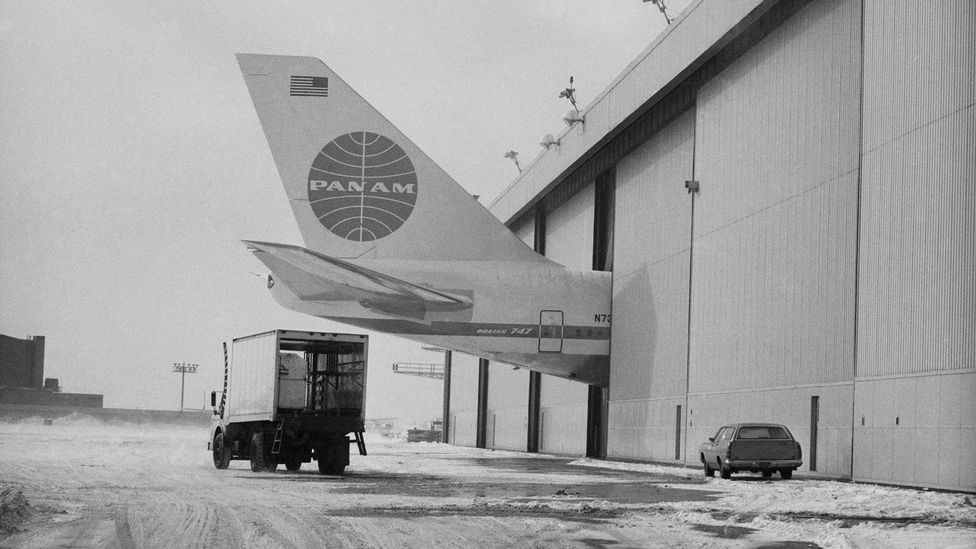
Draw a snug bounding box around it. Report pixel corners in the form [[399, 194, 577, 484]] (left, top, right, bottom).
[[238, 54, 612, 386]]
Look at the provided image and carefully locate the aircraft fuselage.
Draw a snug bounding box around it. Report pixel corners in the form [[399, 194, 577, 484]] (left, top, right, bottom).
[[268, 259, 612, 385]]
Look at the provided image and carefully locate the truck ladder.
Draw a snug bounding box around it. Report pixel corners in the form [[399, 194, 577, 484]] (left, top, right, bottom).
[[219, 342, 229, 418], [353, 431, 367, 456], [271, 418, 286, 455]]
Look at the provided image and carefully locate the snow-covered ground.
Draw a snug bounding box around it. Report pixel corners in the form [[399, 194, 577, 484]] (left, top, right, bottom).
[[0, 414, 973, 548], [570, 458, 976, 548]]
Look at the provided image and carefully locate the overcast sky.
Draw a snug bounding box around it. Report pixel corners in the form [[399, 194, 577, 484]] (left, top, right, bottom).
[[0, 1, 683, 422]]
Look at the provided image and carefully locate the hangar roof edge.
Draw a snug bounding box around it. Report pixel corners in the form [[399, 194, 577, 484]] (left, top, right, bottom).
[[488, 0, 776, 226]]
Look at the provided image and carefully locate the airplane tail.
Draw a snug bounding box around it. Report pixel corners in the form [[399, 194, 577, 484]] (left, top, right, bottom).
[[236, 54, 545, 264]]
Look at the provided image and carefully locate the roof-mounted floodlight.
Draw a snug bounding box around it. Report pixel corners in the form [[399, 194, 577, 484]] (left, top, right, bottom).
[[540, 134, 560, 150], [559, 76, 580, 114], [504, 150, 522, 173], [563, 109, 585, 127], [643, 0, 673, 24]]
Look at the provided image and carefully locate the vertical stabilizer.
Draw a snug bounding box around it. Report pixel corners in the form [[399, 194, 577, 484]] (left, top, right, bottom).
[[237, 54, 544, 263]]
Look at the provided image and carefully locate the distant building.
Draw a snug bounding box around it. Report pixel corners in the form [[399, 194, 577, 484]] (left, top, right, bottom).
[[0, 333, 103, 409], [0, 334, 45, 388]]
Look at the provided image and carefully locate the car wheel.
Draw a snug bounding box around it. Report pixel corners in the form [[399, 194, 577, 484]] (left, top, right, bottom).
[[719, 460, 731, 479], [703, 457, 714, 478], [761, 470, 772, 478], [780, 469, 793, 479]]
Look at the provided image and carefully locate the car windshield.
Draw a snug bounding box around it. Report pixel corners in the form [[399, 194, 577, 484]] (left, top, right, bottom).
[[736, 426, 790, 439]]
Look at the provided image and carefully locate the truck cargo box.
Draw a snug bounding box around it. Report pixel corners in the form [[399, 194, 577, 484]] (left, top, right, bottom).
[[224, 330, 368, 423]]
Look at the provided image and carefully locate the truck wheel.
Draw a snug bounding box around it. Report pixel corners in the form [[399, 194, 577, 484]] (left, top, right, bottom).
[[702, 456, 714, 478], [285, 458, 302, 472], [317, 460, 345, 475], [212, 432, 231, 469], [780, 469, 793, 479], [719, 460, 731, 479], [249, 433, 276, 473]]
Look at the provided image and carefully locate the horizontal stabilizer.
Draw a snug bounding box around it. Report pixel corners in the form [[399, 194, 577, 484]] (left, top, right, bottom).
[[244, 240, 472, 319]]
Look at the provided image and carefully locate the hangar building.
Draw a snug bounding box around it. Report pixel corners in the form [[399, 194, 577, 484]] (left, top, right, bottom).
[[443, 0, 975, 493]]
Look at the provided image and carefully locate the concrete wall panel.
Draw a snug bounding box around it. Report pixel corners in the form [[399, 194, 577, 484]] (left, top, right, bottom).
[[448, 353, 482, 447], [853, 372, 976, 491], [537, 374, 587, 456], [488, 408, 529, 451], [540, 398, 587, 456], [450, 410, 478, 448], [487, 362, 529, 451], [688, 384, 853, 476], [607, 397, 685, 462]]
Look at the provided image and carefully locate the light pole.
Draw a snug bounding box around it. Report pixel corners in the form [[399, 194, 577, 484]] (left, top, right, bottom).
[[172, 362, 198, 411]]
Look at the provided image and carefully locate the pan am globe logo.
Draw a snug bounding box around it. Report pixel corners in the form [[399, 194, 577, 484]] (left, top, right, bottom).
[[308, 131, 418, 242]]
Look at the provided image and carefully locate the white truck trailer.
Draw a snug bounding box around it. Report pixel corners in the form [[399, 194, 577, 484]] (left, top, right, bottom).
[[209, 330, 368, 474]]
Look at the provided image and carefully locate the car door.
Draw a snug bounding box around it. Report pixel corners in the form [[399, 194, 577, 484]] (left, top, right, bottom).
[[702, 427, 728, 462], [715, 426, 735, 458]]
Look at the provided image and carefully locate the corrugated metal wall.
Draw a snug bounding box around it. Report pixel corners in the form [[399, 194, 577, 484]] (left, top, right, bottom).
[[606, 110, 694, 461], [689, 0, 861, 394], [545, 184, 595, 269], [472, 0, 972, 490], [853, 0, 975, 492], [611, 110, 695, 401], [857, 0, 976, 377], [860, 1, 975, 154], [537, 183, 594, 456], [689, 175, 858, 390]]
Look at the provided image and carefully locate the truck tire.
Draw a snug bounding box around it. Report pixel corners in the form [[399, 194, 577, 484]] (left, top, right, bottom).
[[249, 433, 276, 473], [285, 457, 302, 472], [315, 438, 349, 475], [780, 468, 793, 479], [317, 459, 345, 475], [212, 432, 231, 469]]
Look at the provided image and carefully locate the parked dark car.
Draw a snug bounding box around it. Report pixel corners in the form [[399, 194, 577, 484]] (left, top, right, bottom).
[[699, 423, 802, 479]]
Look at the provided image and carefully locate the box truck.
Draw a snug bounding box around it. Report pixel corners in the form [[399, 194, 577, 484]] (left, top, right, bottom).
[[209, 330, 367, 474]]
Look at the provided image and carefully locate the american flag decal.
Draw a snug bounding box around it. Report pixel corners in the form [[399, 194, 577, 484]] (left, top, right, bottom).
[[290, 75, 329, 97]]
